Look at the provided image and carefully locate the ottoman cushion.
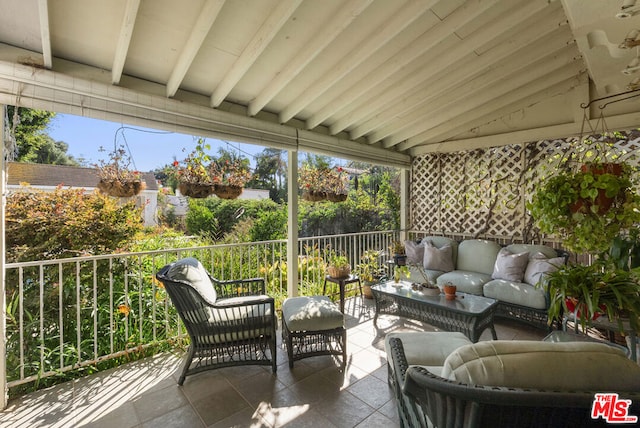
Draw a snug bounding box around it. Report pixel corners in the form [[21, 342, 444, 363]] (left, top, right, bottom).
[[283, 296, 344, 332]]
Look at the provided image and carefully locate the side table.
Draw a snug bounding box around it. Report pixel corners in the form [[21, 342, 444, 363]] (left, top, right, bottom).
[[323, 274, 362, 313], [562, 314, 637, 362]]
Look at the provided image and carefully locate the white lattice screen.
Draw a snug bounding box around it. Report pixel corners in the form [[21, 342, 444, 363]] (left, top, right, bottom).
[[410, 135, 640, 243]]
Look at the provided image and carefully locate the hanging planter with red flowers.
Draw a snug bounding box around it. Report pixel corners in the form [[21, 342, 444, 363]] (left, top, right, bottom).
[[95, 144, 145, 198]]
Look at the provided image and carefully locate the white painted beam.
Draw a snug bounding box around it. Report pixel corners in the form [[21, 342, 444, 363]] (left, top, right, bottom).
[[342, 4, 568, 139], [166, 0, 225, 98], [277, 0, 436, 124], [111, 0, 141, 85], [247, 0, 373, 117], [0, 55, 411, 168], [210, 0, 302, 108], [37, 0, 52, 69], [304, 0, 518, 131], [377, 43, 579, 147], [402, 67, 584, 151]]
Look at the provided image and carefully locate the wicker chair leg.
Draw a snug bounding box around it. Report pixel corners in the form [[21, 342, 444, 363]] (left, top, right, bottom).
[[341, 328, 347, 369], [178, 345, 195, 386]]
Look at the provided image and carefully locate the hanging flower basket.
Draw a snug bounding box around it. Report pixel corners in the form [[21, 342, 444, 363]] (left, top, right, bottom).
[[326, 192, 347, 202], [178, 182, 214, 198], [97, 179, 144, 197], [302, 190, 326, 202], [214, 184, 243, 199]]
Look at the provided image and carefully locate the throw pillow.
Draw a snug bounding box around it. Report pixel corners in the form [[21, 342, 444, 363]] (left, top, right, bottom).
[[423, 241, 454, 272], [491, 248, 529, 282], [405, 240, 425, 265], [524, 252, 565, 286], [167, 257, 217, 305]]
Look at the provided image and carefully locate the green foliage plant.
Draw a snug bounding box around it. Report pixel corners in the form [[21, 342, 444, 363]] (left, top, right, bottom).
[[543, 260, 640, 333], [355, 250, 385, 283], [528, 161, 640, 254], [5, 186, 143, 262]]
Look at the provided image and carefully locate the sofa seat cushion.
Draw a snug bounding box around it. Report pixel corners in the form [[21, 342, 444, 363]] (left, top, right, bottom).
[[441, 340, 640, 391], [436, 271, 491, 295], [408, 266, 444, 284], [483, 279, 547, 310], [384, 332, 472, 376]]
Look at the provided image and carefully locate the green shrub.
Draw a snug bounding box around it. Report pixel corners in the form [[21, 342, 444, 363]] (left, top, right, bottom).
[[6, 186, 143, 262]]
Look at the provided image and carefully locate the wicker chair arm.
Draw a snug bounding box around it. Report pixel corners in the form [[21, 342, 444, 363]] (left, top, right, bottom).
[[213, 294, 274, 309]]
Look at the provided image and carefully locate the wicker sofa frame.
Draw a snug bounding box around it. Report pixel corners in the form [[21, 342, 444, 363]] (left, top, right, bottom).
[[388, 337, 640, 427], [156, 263, 277, 385]]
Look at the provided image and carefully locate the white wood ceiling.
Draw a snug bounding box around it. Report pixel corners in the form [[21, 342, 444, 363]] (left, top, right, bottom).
[[1, 0, 640, 167]]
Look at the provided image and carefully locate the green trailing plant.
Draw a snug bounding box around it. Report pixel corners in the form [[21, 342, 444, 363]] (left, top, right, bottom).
[[528, 161, 640, 254]]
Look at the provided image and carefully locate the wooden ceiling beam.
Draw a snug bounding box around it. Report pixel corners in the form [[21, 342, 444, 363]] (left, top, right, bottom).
[[111, 0, 141, 85], [247, 0, 373, 117], [342, 2, 567, 139], [277, 0, 436, 124], [37, 0, 52, 69], [210, 0, 302, 108], [305, 0, 521, 131], [166, 0, 225, 98], [398, 63, 585, 150]]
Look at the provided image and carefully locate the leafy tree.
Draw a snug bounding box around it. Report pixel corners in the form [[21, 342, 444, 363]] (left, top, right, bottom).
[[249, 148, 287, 202], [6, 106, 56, 162], [250, 207, 288, 241], [5, 187, 143, 262], [33, 137, 79, 165]]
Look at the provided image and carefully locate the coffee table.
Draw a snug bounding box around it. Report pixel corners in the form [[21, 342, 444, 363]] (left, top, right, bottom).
[[371, 281, 498, 342]]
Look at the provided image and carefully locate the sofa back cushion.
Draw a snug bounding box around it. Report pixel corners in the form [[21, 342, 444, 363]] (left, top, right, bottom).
[[456, 240, 501, 275], [441, 340, 640, 391], [505, 244, 557, 259]]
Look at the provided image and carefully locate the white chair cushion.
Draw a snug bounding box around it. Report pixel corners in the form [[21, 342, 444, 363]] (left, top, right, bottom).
[[282, 295, 344, 332], [441, 340, 640, 391], [166, 257, 216, 305]]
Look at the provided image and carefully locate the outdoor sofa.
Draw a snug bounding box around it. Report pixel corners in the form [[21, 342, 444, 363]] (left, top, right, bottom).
[[406, 237, 566, 328]]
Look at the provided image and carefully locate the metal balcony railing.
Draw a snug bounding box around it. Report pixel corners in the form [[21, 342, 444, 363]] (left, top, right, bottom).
[[4, 230, 398, 389]]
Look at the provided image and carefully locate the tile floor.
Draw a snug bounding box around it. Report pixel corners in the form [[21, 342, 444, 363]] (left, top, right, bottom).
[[0, 297, 547, 428]]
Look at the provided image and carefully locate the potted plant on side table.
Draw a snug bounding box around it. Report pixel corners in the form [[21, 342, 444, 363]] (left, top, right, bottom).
[[326, 249, 351, 279], [355, 250, 385, 299]]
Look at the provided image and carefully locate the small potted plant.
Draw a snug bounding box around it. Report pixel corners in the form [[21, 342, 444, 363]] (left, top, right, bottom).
[[95, 144, 144, 197], [326, 249, 351, 279], [409, 263, 440, 296], [390, 241, 407, 266], [393, 265, 410, 283], [355, 250, 385, 298]]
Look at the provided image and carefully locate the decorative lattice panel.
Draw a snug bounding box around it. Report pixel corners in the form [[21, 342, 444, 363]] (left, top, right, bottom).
[[410, 133, 640, 242]]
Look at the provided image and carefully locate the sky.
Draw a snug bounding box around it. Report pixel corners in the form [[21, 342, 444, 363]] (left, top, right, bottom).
[[46, 113, 268, 172]]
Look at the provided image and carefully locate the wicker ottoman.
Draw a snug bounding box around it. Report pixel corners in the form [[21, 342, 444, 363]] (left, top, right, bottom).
[[282, 295, 346, 368]]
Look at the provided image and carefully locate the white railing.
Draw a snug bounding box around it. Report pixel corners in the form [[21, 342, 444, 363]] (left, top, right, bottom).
[[4, 230, 398, 389]]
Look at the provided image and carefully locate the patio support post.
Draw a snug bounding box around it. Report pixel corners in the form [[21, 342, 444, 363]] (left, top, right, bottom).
[[287, 149, 299, 297], [0, 103, 7, 409], [400, 167, 410, 242]]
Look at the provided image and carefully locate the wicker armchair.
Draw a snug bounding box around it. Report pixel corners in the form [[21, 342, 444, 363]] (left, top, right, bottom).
[[156, 258, 277, 385], [388, 337, 640, 428]]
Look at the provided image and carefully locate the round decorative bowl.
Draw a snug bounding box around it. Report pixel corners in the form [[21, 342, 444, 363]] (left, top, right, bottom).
[[421, 286, 440, 296]]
